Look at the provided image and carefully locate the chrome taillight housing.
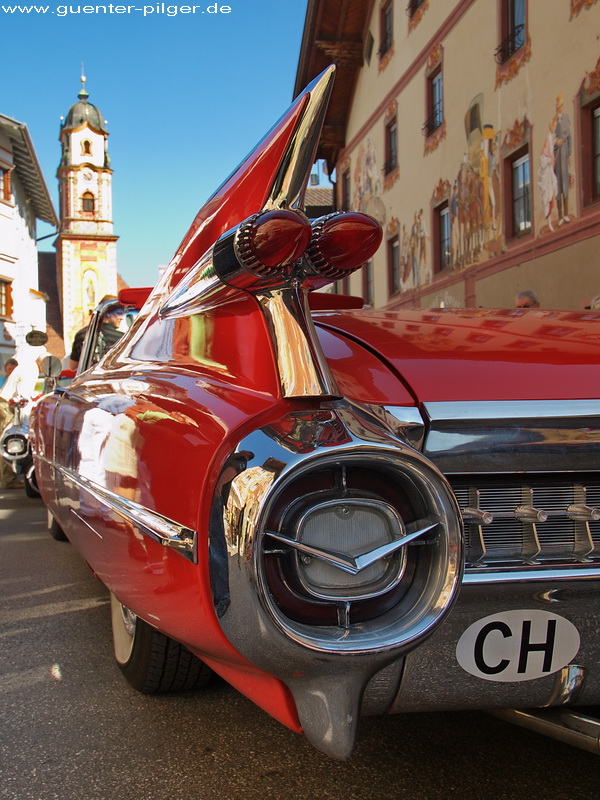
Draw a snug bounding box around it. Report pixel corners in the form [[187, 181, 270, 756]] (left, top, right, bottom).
[[233, 209, 312, 279], [303, 212, 383, 288]]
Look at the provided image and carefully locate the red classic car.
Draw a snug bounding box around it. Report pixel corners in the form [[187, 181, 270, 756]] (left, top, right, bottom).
[[31, 67, 600, 758]]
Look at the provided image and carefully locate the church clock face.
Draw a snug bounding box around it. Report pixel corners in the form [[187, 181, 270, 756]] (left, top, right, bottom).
[[82, 169, 93, 182]]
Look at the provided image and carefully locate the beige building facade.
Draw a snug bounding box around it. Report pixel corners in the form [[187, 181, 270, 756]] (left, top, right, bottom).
[[295, 0, 600, 310]]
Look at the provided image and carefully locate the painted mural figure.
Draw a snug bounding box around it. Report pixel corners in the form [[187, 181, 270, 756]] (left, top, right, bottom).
[[553, 94, 572, 224], [481, 126, 499, 236], [538, 122, 558, 231]]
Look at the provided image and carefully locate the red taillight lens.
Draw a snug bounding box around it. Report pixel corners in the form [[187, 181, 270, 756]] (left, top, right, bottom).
[[306, 212, 383, 281], [236, 209, 312, 275]]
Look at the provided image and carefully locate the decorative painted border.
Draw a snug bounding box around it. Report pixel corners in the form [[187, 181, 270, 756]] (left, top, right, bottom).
[[424, 120, 447, 155], [386, 216, 400, 238], [431, 178, 451, 206], [408, 0, 429, 33], [570, 0, 599, 18], [379, 45, 395, 73], [580, 55, 600, 103], [426, 43, 443, 75], [384, 99, 398, 125], [501, 117, 532, 157], [495, 34, 532, 88], [383, 166, 400, 191]]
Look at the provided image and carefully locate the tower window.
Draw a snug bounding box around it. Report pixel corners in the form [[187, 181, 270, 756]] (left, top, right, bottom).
[[82, 139, 92, 156], [82, 191, 95, 213]]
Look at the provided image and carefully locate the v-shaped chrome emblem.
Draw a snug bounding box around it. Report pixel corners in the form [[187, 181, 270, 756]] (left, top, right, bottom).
[[265, 519, 439, 575]]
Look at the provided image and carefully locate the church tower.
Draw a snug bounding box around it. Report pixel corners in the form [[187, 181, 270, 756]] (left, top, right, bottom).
[[56, 75, 118, 350]]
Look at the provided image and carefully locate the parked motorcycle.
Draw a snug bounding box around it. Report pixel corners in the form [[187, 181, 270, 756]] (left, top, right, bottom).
[[1, 394, 37, 496], [1, 355, 65, 497]]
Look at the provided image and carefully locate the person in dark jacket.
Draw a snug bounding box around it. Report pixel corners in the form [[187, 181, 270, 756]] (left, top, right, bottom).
[[68, 303, 125, 370]]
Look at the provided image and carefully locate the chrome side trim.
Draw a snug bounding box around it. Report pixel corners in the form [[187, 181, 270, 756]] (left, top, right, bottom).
[[381, 406, 426, 450], [422, 399, 600, 473], [425, 399, 600, 421], [463, 567, 600, 584], [40, 458, 197, 562], [489, 709, 600, 755]]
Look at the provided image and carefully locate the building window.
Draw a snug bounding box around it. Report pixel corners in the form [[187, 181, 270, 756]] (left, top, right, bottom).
[[423, 68, 443, 137], [82, 191, 95, 213], [0, 279, 13, 318], [341, 169, 351, 211], [82, 139, 92, 156], [363, 260, 374, 306], [594, 105, 600, 200], [580, 97, 600, 207], [508, 150, 531, 236], [379, 1, 393, 58], [496, 0, 526, 64], [0, 166, 11, 203], [434, 203, 451, 273], [388, 235, 400, 296], [384, 117, 398, 175]]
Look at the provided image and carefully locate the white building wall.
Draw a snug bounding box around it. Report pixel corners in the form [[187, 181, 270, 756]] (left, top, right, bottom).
[[0, 144, 47, 368]]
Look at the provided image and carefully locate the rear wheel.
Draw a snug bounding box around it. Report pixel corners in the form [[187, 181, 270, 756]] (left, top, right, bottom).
[[47, 510, 68, 541], [24, 472, 39, 498], [110, 592, 213, 693]]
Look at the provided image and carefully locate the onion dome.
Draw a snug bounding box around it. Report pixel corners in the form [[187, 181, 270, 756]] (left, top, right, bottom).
[[61, 75, 108, 134]]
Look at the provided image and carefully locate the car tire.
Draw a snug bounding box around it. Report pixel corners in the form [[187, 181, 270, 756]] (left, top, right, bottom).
[[47, 510, 68, 541], [110, 592, 213, 693], [24, 473, 39, 498]]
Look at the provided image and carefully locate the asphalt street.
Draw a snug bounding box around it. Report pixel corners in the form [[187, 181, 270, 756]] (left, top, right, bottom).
[[1, 488, 598, 800]]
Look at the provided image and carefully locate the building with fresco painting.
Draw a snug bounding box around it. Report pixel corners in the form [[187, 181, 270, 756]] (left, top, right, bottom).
[[295, 0, 600, 310]]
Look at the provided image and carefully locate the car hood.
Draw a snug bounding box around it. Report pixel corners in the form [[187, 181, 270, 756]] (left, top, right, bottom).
[[314, 306, 600, 404]]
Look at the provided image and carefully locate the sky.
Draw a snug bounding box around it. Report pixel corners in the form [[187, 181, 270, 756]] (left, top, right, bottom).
[[2, 0, 317, 287]]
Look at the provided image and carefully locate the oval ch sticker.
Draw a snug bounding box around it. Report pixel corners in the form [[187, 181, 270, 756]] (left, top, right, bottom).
[[456, 610, 580, 682]]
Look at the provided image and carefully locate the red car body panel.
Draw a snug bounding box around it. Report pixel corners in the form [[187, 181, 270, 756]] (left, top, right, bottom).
[[314, 307, 600, 402]]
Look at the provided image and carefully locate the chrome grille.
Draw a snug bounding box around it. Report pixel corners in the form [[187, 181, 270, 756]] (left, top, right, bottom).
[[452, 480, 600, 569]]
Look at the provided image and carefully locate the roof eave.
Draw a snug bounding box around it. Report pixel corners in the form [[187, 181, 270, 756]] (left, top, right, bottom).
[[0, 113, 59, 227]]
